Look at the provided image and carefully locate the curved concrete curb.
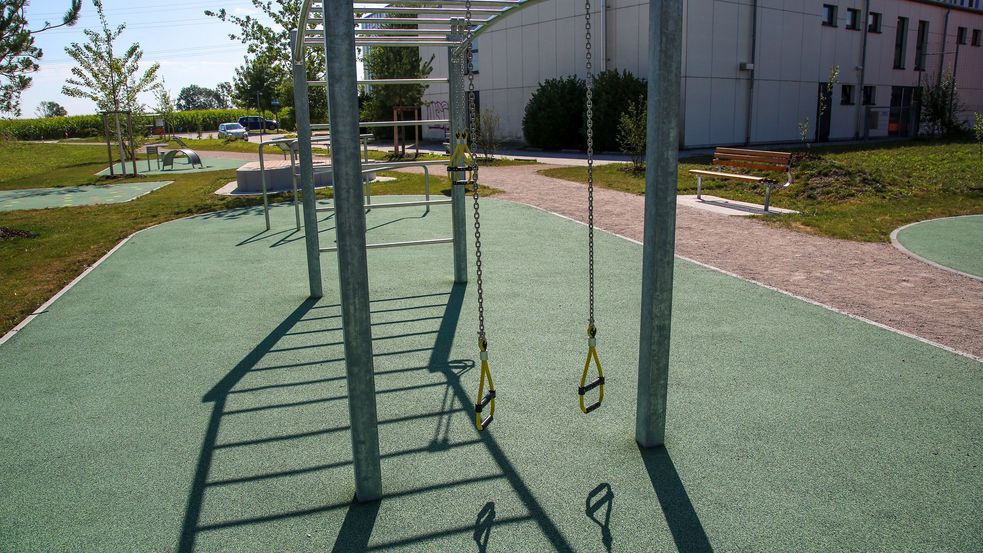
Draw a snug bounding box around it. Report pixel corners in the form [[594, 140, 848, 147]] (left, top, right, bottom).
[[890, 215, 983, 283]]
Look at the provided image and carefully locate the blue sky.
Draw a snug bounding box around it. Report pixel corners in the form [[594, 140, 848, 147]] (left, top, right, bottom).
[[20, 0, 267, 117]]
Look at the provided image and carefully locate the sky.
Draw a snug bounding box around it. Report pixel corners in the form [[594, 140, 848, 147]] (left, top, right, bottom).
[[19, 0, 268, 117]]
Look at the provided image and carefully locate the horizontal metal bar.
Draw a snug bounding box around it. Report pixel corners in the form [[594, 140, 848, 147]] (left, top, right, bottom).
[[311, 120, 448, 130], [316, 199, 451, 212], [304, 37, 460, 47], [307, 78, 447, 87], [320, 238, 454, 253], [353, 7, 506, 15]]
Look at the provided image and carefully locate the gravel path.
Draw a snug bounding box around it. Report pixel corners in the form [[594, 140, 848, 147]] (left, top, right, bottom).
[[466, 163, 983, 360]]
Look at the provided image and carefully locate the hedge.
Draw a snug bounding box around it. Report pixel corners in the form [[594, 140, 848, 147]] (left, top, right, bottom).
[[522, 76, 587, 150], [0, 109, 251, 141]]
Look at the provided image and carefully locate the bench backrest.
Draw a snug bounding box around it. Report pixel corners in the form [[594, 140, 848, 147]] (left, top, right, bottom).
[[713, 147, 791, 174]]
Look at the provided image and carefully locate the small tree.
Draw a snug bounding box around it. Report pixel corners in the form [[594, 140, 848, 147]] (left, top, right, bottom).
[[973, 112, 983, 161], [617, 97, 646, 171], [154, 82, 175, 138], [797, 117, 811, 148], [0, 0, 81, 115], [815, 65, 840, 143], [475, 109, 502, 161], [61, 0, 160, 112], [920, 71, 965, 137], [360, 42, 434, 140], [35, 101, 67, 118]]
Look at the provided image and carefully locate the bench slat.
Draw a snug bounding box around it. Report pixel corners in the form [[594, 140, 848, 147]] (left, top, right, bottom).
[[688, 169, 765, 182], [715, 152, 791, 165], [714, 159, 789, 173], [716, 147, 792, 160]]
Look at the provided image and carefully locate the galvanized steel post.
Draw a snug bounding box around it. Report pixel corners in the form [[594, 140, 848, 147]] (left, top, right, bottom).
[[636, 0, 683, 448], [321, 3, 383, 501], [448, 22, 468, 284], [290, 31, 323, 299]]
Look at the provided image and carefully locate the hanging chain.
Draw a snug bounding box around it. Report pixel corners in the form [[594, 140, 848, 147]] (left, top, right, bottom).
[[585, 0, 596, 330], [465, 0, 486, 340]]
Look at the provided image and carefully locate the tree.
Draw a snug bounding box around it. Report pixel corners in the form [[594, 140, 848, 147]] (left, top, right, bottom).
[[176, 84, 225, 111], [361, 45, 434, 139], [617, 97, 646, 171], [35, 100, 67, 118], [0, 0, 82, 115], [920, 71, 965, 137], [231, 56, 284, 111], [154, 82, 175, 137], [61, 0, 160, 112], [215, 82, 232, 108], [587, 69, 647, 151], [204, 1, 303, 71]]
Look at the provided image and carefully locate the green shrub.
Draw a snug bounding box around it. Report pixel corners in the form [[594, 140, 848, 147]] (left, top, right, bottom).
[[522, 76, 586, 150], [587, 69, 647, 152], [617, 97, 647, 171]]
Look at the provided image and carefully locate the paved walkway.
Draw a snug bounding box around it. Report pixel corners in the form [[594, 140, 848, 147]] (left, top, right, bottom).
[[470, 163, 983, 360]]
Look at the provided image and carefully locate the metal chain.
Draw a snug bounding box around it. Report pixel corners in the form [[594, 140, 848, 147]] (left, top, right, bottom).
[[465, 0, 486, 339], [585, 0, 596, 329]]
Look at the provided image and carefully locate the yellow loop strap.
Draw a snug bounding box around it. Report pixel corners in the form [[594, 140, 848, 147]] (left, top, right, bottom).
[[579, 325, 604, 414], [474, 336, 496, 431], [449, 132, 476, 171]]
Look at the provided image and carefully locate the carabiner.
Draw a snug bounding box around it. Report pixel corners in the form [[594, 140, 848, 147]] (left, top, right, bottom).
[[474, 335, 496, 431], [579, 324, 604, 414]]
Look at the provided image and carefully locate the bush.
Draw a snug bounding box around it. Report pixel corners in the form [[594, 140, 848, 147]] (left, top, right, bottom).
[[617, 98, 647, 171], [522, 76, 586, 150], [476, 109, 502, 160], [0, 109, 250, 141], [587, 69, 647, 152]]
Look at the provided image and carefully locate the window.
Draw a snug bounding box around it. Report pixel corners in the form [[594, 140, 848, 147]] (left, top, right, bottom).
[[974, 29, 982, 47], [841, 84, 855, 105], [862, 86, 876, 106], [470, 39, 480, 74], [894, 17, 908, 69], [846, 8, 861, 30], [822, 4, 838, 27], [957, 27, 968, 45], [914, 21, 929, 71], [868, 11, 882, 33]]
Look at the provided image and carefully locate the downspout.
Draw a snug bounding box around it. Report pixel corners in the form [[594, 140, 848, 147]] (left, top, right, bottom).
[[743, 0, 758, 145], [599, 0, 607, 71], [937, 9, 950, 88], [855, 0, 870, 139]]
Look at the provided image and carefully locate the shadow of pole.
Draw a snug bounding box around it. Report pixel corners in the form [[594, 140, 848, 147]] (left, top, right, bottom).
[[586, 483, 614, 552], [331, 496, 381, 553], [639, 445, 714, 553]]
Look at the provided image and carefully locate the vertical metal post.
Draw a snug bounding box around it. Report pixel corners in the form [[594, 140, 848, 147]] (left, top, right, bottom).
[[321, 3, 382, 502], [448, 21, 468, 284], [291, 31, 323, 299], [258, 146, 271, 231], [636, 0, 683, 448], [290, 146, 301, 230]]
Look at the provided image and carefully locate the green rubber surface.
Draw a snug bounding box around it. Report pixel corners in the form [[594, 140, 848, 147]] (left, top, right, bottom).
[[97, 156, 246, 176], [895, 215, 983, 278], [1, 198, 980, 552], [0, 181, 173, 212]]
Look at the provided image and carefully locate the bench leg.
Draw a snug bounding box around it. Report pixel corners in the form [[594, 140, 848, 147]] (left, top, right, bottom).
[[696, 175, 702, 200], [763, 185, 771, 212]]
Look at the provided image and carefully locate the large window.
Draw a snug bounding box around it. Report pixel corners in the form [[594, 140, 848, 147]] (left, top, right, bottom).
[[957, 27, 968, 45], [841, 84, 855, 105], [846, 8, 861, 30], [894, 17, 908, 69], [868, 11, 882, 33], [822, 4, 838, 27], [974, 29, 982, 47], [914, 21, 929, 71]]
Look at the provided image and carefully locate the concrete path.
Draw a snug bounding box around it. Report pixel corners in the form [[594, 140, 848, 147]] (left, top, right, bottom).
[[471, 163, 983, 360]]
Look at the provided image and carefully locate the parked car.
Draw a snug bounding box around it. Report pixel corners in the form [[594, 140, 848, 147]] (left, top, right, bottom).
[[217, 122, 249, 140], [237, 116, 279, 132]]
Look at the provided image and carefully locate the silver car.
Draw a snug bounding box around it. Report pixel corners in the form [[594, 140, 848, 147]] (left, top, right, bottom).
[[218, 122, 248, 140]]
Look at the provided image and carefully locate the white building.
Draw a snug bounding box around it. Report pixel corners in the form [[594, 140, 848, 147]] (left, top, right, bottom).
[[416, 0, 983, 149]]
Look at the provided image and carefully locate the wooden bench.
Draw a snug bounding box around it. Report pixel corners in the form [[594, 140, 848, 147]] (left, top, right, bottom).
[[689, 148, 793, 212]]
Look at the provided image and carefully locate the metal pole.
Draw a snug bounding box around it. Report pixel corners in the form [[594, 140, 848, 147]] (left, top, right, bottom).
[[258, 146, 271, 231], [636, 0, 683, 449], [127, 112, 137, 176], [290, 146, 301, 230], [448, 21, 468, 284], [321, 2, 382, 502], [291, 31, 323, 299]]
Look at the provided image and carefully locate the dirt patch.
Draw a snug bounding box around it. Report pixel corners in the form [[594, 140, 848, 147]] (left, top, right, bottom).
[[0, 227, 38, 241]]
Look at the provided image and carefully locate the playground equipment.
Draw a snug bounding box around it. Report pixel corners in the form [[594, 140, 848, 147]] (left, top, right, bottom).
[[291, 0, 683, 502]]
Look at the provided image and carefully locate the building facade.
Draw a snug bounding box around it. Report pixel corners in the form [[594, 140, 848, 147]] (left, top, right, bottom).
[[416, 0, 983, 149]]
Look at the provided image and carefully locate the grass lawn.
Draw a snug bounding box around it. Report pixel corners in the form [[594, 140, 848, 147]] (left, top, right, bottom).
[[0, 142, 493, 334], [541, 140, 983, 241]]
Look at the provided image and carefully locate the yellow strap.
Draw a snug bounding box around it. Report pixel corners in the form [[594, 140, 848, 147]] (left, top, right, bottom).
[[474, 337, 496, 431], [579, 326, 604, 414], [449, 132, 475, 170]]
